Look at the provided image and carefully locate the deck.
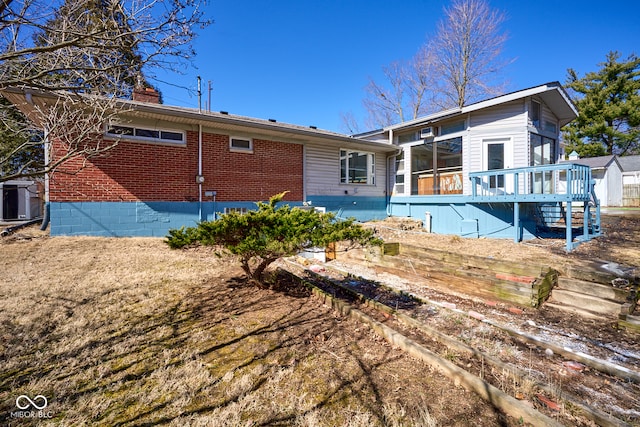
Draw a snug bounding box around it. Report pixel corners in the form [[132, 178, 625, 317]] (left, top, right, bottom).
[[469, 163, 601, 250]]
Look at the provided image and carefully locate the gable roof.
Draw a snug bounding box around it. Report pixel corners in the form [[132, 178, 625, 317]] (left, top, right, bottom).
[[572, 155, 620, 170], [385, 81, 578, 132], [618, 155, 640, 172], [0, 86, 394, 152]]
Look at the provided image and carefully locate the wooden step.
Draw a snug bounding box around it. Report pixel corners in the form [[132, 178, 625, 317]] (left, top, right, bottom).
[[549, 289, 624, 316], [618, 314, 640, 333], [557, 277, 629, 303]]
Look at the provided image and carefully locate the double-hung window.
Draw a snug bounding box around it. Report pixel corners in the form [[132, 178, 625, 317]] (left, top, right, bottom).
[[340, 150, 375, 185]]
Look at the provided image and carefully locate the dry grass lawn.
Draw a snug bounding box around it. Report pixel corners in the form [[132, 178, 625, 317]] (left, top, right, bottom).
[[0, 230, 515, 426]]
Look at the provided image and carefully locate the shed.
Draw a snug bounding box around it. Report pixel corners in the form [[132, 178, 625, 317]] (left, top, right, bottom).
[[572, 155, 623, 207]]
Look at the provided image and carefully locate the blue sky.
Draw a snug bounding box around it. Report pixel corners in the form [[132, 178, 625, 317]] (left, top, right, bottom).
[[154, 0, 640, 133]]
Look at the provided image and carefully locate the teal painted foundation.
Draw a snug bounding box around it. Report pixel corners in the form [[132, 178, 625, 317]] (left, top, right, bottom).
[[305, 195, 388, 222], [49, 196, 388, 236], [389, 196, 539, 240]]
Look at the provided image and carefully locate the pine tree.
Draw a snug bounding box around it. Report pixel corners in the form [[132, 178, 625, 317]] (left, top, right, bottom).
[[0, 98, 43, 179], [32, 0, 143, 98], [166, 192, 382, 286], [563, 51, 640, 157]]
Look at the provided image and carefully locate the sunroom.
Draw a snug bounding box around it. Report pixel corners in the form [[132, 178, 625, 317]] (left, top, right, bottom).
[[377, 82, 601, 250]]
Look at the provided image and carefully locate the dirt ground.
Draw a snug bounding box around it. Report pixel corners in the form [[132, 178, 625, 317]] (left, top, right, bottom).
[[1, 230, 520, 426], [1, 213, 638, 426], [366, 213, 640, 276]]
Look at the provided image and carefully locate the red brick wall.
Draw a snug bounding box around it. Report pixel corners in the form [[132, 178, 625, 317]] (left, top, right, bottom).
[[50, 131, 304, 202]]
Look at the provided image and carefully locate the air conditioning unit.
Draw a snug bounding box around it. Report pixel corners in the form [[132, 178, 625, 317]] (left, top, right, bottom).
[[420, 126, 437, 138]]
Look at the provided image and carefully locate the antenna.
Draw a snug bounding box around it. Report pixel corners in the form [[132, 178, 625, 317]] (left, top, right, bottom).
[[208, 80, 212, 112]]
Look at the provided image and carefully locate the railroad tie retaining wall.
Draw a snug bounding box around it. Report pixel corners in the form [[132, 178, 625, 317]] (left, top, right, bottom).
[[346, 243, 557, 309], [306, 283, 564, 427]]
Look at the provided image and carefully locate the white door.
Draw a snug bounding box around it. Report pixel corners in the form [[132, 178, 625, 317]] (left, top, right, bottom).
[[483, 138, 513, 194]]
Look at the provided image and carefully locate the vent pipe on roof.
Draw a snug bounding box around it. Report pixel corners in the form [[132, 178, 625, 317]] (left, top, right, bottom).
[[197, 76, 202, 113]]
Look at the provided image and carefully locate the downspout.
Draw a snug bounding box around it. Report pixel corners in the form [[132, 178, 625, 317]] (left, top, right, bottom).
[[39, 99, 50, 230], [198, 123, 203, 221], [302, 144, 307, 203], [386, 128, 400, 217]]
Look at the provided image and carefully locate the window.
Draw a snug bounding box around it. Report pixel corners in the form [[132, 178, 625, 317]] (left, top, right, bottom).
[[230, 137, 253, 152], [530, 133, 556, 193], [530, 133, 556, 166], [394, 150, 405, 194], [398, 132, 418, 144], [411, 137, 462, 195], [340, 150, 375, 185], [530, 100, 541, 127], [224, 207, 248, 215], [440, 120, 465, 136], [544, 120, 557, 133], [106, 124, 185, 144]]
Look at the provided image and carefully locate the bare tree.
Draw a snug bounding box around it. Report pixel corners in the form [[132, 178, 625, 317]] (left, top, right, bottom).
[[356, 0, 509, 129], [430, 0, 509, 109], [0, 0, 210, 183], [363, 61, 408, 129], [361, 51, 437, 129]]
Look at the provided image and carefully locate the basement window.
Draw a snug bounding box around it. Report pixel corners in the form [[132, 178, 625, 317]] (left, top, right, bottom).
[[105, 124, 185, 145], [224, 207, 248, 215]]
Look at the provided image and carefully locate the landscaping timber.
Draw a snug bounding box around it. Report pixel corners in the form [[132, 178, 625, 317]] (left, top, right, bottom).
[[342, 243, 638, 328], [296, 273, 565, 427], [350, 243, 557, 308], [618, 314, 640, 334]]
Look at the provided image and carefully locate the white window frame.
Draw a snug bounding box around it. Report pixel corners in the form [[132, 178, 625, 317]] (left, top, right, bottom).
[[105, 123, 186, 145], [340, 149, 375, 185], [530, 100, 541, 127], [224, 207, 248, 215], [229, 136, 253, 153]]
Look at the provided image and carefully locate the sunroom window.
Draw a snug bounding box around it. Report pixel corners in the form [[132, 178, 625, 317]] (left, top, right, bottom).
[[340, 150, 375, 185], [411, 137, 462, 195]]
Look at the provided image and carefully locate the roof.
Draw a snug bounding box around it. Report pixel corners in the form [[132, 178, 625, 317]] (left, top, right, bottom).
[[385, 81, 578, 132], [618, 155, 640, 172], [572, 155, 620, 170], [0, 86, 395, 152]]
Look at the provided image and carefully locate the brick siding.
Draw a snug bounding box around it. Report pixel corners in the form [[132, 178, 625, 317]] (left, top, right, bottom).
[[50, 131, 304, 202]]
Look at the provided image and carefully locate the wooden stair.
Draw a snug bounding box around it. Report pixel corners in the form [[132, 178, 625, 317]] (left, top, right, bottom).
[[545, 273, 637, 321]]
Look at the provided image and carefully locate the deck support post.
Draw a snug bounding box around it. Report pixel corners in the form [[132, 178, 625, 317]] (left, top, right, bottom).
[[565, 201, 572, 251], [513, 202, 520, 242], [583, 202, 589, 241]]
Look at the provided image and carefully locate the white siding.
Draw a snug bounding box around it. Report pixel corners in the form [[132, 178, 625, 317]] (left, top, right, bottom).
[[304, 141, 388, 197], [465, 100, 528, 195], [606, 163, 623, 206]]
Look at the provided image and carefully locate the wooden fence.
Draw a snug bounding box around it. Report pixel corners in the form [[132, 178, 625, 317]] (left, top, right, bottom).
[[623, 184, 640, 207]]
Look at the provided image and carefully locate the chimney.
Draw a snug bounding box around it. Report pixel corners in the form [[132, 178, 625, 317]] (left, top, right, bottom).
[[132, 86, 160, 104]]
